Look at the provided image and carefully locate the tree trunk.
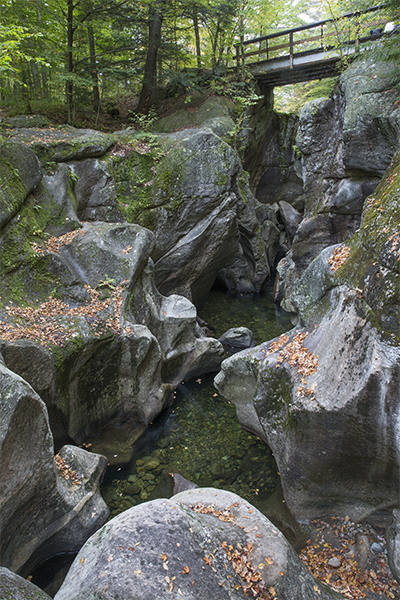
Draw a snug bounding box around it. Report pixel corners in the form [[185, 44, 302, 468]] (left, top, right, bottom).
[[137, 0, 165, 114], [86, 2, 100, 111], [211, 21, 221, 69], [193, 13, 201, 68], [66, 0, 75, 125], [30, 62, 42, 98], [41, 66, 49, 97]]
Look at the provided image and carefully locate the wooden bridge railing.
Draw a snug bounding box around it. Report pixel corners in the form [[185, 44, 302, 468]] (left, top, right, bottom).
[[235, 4, 392, 75]]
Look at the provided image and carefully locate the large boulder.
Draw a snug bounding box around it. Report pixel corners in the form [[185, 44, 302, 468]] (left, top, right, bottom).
[[215, 149, 400, 523], [4, 114, 271, 305], [0, 567, 52, 600], [152, 95, 236, 133], [106, 124, 271, 305], [0, 221, 223, 447], [54, 488, 341, 600], [9, 126, 116, 164], [0, 361, 108, 575]]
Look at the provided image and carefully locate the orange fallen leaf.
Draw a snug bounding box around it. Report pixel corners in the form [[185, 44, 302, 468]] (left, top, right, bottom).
[[183, 566, 190, 574]]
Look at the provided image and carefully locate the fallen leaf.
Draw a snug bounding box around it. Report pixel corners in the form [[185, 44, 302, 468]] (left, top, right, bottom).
[[183, 566, 190, 574]]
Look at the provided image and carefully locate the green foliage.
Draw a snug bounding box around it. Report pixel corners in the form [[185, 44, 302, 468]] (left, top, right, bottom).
[[0, 0, 398, 119], [274, 78, 337, 114]]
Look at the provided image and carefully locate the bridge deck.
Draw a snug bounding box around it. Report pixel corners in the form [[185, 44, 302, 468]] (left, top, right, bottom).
[[235, 5, 392, 87]]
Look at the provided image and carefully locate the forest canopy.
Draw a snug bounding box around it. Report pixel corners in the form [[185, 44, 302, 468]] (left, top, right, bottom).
[[0, 0, 398, 124]]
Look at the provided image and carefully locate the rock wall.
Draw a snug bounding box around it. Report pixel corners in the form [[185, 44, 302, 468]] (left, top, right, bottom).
[[215, 147, 400, 522], [0, 359, 108, 575], [272, 57, 400, 312], [0, 97, 270, 576]]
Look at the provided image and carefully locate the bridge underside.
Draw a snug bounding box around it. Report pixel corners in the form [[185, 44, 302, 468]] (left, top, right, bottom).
[[249, 47, 353, 87]]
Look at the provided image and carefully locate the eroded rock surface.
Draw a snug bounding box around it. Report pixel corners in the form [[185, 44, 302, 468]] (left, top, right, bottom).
[[54, 488, 340, 600], [0, 362, 108, 575], [0, 567, 52, 600], [215, 149, 400, 523], [275, 57, 400, 309]]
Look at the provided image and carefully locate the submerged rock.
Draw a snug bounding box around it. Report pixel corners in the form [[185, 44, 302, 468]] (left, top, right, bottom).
[[218, 326, 255, 349], [54, 488, 339, 600]]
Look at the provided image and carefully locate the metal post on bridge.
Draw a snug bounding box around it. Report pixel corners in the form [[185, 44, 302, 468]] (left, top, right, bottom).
[[355, 11, 360, 52], [289, 31, 293, 68]]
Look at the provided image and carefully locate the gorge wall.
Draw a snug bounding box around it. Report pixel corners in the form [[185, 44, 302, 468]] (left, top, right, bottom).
[[1, 54, 400, 593]]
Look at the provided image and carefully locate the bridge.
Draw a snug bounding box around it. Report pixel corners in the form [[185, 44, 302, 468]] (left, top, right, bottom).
[[235, 5, 392, 87]]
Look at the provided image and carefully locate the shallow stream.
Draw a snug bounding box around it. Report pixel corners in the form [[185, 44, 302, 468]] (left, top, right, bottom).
[[100, 286, 292, 518], [31, 286, 293, 596]]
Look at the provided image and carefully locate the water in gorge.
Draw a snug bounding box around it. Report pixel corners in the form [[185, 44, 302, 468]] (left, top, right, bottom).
[[30, 287, 293, 596], [100, 287, 292, 519]]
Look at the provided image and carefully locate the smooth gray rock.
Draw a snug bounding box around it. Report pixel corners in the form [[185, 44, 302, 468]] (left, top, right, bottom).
[[0, 567, 52, 600], [130, 259, 224, 385], [70, 158, 122, 222], [0, 141, 42, 229], [218, 327, 255, 349], [52, 220, 155, 293], [149, 127, 270, 305], [387, 509, 400, 583], [215, 294, 400, 522], [55, 488, 340, 600], [278, 200, 302, 243], [0, 362, 108, 575], [329, 177, 380, 214]]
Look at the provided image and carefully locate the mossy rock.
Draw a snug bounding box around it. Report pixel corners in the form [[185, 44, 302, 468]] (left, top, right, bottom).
[[0, 141, 42, 229], [0, 567, 52, 600], [2, 114, 51, 129], [152, 95, 236, 133], [9, 127, 116, 164]]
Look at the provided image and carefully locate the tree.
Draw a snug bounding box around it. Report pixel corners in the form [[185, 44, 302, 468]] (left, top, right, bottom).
[[137, 0, 165, 113]]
